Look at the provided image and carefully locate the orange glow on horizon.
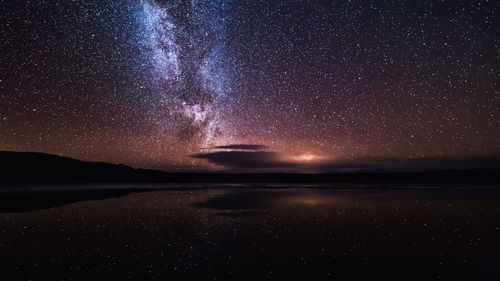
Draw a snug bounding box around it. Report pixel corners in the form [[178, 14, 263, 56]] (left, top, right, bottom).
[[288, 153, 324, 163]]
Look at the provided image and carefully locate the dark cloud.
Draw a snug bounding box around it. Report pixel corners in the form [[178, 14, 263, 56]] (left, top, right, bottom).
[[211, 144, 268, 150], [193, 146, 500, 172], [192, 150, 295, 170]]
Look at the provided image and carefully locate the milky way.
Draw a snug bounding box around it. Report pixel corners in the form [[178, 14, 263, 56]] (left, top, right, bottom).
[[139, 0, 235, 144], [1, 0, 499, 171]]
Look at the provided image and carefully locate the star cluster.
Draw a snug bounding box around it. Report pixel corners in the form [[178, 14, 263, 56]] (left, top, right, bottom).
[[1, 0, 499, 170]]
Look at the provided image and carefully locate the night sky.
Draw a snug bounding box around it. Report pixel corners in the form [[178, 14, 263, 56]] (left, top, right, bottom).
[[1, 0, 499, 171]]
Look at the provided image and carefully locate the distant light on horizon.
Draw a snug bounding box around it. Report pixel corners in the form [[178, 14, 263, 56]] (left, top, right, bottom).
[[289, 153, 324, 163]]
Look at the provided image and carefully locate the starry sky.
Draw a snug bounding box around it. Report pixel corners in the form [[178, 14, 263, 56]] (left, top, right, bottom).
[[1, 0, 499, 172]]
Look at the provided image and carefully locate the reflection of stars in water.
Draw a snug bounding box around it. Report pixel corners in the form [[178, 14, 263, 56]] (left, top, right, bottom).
[[2, 188, 500, 279]]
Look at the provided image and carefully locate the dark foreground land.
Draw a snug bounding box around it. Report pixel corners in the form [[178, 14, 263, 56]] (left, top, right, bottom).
[[1, 151, 499, 184], [1, 187, 500, 281]]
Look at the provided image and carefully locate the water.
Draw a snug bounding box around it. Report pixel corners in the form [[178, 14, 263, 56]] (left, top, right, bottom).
[[1, 186, 499, 280]]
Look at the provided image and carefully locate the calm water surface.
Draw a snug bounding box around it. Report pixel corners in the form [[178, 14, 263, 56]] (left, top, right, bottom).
[[1, 187, 499, 280]]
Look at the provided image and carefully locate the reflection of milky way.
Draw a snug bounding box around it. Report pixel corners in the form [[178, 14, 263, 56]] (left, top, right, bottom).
[[139, 0, 234, 145]]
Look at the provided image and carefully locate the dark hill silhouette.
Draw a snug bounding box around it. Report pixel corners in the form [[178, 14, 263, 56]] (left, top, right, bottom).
[[0, 151, 167, 183], [1, 151, 499, 184]]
